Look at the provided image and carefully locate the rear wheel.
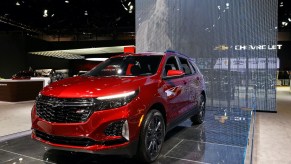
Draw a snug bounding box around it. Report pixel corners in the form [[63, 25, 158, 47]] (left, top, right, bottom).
[[191, 94, 206, 124], [138, 109, 165, 163]]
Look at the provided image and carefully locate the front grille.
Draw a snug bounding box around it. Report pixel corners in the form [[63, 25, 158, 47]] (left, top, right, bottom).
[[36, 95, 95, 123]]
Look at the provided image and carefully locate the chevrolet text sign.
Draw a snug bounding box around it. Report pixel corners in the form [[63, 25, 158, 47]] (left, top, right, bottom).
[[234, 45, 282, 50]]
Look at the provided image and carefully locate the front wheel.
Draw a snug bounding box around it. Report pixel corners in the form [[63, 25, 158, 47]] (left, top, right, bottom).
[[138, 109, 165, 163], [191, 94, 206, 124]]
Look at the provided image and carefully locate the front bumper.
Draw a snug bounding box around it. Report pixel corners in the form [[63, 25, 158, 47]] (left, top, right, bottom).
[[31, 130, 138, 156], [31, 104, 142, 156]]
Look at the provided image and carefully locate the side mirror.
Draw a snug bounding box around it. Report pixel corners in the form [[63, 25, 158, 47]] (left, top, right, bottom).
[[167, 70, 185, 77]]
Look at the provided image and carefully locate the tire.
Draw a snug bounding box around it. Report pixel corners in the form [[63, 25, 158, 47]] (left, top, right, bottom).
[[138, 109, 165, 163], [191, 94, 206, 124]]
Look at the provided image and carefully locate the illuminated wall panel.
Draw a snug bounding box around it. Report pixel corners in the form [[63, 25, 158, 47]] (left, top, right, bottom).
[[136, 0, 278, 111]]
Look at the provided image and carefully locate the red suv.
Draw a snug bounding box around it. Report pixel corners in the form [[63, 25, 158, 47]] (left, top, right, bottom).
[[31, 51, 206, 163]]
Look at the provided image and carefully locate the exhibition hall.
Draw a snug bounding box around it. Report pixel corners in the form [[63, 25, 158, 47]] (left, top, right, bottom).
[[0, 0, 291, 163]]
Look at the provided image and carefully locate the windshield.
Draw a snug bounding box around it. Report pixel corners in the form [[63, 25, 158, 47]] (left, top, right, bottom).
[[86, 55, 163, 77]]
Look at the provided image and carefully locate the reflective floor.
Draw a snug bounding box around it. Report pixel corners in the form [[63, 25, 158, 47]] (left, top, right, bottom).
[[0, 107, 252, 164]]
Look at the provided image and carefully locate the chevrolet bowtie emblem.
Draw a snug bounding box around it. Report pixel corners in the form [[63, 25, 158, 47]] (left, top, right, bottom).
[[214, 45, 229, 51]]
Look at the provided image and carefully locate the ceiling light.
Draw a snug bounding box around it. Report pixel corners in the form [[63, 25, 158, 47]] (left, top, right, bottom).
[[122, 4, 128, 11], [280, 2, 284, 7], [84, 11, 88, 16], [85, 58, 108, 61], [282, 21, 288, 26], [43, 9, 48, 17], [29, 45, 134, 59], [30, 51, 84, 59], [121, 0, 134, 13], [288, 18, 291, 22], [128, 5, 134, 13], [65, 0, 69, 3], [16, 2, 20, 6], [129, 5, 134, 10]]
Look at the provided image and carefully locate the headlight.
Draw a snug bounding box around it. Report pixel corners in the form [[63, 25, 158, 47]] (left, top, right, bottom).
[[94, 90, 139, 110]]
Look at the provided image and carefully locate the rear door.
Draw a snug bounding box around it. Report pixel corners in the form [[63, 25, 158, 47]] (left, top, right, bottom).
[[188, 60, 204, 110], [178, 57, 199, 115]]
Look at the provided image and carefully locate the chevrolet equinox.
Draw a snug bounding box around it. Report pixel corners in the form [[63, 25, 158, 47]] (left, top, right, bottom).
[[31, 51, 206, 163]]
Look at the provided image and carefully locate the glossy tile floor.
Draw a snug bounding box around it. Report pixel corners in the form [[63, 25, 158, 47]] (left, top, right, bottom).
[[0, 101, 34, 136], [0, 107, 252, 164], [253, 86, 291, 164]]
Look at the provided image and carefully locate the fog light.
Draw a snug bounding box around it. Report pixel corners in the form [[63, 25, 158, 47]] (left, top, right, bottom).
[[122, 120, 129, 141], [104, 120, 124, 136], [104, 120, 129, 141]]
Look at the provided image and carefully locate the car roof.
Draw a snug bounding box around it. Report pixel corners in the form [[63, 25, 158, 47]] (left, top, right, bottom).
[[111, 50, 191, 59], [111, 52, 164, 58]]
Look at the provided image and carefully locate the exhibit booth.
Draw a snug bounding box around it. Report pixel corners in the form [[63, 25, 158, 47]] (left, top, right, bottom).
[[0, 0, 279, 163]]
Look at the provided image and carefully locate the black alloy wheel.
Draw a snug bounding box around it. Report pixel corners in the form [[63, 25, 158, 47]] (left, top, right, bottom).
[[191, 94, 206, 124], [138, 109, 165, 163]]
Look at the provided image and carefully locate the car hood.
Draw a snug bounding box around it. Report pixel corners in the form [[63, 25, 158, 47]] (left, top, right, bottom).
[[41, 75, 153, 98]]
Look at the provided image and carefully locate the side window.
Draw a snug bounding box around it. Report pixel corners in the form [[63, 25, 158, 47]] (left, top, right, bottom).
[[179, 57, 192, 75], [189, 61, 198, 74], [163, 57, 179, 77]]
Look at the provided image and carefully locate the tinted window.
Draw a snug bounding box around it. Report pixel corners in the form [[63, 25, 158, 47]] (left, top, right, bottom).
[[179, 57, 192, 75], [189, 61, 198, 74], [163, 57, 180, 76], [86, 56, 163, 77]]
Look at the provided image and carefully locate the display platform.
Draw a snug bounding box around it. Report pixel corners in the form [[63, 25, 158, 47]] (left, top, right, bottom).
[[0, 107, 254, 164]]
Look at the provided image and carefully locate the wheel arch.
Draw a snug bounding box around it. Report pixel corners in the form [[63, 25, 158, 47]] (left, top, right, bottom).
[[201, 90, 206, 101], [148, 103, 167, 126]]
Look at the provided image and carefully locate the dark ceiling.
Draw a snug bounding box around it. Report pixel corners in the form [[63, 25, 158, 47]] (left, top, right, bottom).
[[0, 0, 135, 35], [278, 0, 291, 32], [0, 0, 291, 36]]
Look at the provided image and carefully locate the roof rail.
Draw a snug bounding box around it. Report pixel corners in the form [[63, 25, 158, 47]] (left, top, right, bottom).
[[165, 50, 189, 58], [165, 49, 179, 53]]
